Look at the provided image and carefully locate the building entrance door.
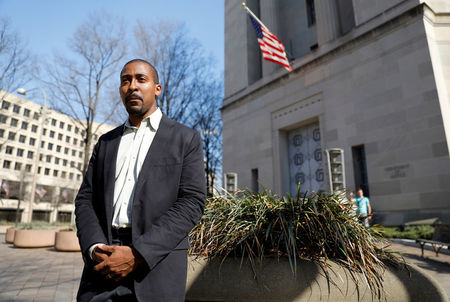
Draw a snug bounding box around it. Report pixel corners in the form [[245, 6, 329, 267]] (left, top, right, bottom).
[[288, 122, 324, 196]]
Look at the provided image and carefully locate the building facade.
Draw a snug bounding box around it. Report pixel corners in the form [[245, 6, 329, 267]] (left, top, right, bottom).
[[0, 91, 114, 223], [223, 0, 450, 225]]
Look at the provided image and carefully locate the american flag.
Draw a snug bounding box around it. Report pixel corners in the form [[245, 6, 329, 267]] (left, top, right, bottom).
[[36, 185, 47, 199], [245, 8, 293, 72], [1, 180, 9, 198]]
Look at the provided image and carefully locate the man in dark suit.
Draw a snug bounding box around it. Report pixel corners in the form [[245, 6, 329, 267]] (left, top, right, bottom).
[[75, 59, 206, 302]]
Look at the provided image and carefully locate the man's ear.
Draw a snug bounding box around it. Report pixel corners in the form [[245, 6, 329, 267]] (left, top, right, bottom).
[[155, 84, 162, 96]]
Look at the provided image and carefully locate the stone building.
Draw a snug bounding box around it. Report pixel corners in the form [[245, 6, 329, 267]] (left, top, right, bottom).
[[0, 91, 114, 223], [223, 0, 450, 224]]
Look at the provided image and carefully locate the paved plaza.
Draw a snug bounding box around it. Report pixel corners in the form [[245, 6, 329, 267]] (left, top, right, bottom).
[[0, 234, 449, 301]]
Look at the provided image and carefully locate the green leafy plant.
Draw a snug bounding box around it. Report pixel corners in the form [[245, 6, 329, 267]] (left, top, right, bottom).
[[372, 225, 434, 240], [190, 187, 403, 300]]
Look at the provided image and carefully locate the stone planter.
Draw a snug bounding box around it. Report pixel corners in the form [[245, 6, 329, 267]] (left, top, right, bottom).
[[13, 229, 57, 248], [186, 256, 448, 302], [5, 227, 15, 243], [54, 231, 80, 252]]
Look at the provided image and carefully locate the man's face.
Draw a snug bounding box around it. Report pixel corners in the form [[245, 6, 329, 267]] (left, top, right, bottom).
[[119, 62, 161, 118], [357, 189, 363, 197]]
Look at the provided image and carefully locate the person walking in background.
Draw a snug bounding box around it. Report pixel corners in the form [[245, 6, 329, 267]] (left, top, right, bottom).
[[355, 189, 371, 227]]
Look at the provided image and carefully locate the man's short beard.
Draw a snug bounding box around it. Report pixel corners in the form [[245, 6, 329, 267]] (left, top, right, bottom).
[[126, 107, 145, 116]]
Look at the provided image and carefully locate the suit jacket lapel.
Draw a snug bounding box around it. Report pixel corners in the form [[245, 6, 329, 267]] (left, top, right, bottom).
[[133, 114, 175, 201], [103, 125, 123, 240]]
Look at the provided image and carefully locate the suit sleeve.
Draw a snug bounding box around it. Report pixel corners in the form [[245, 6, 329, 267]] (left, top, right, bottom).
[[133, 131, 206, 270], [75, 141, 108, 264]]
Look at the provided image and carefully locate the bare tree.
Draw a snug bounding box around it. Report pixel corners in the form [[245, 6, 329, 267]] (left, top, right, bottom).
[[44, 12, 127, 174], [192, 80, 223, 197], [0, 17, 36, 99], [133, 20, 214, 125], [133, 20, 223, 195]]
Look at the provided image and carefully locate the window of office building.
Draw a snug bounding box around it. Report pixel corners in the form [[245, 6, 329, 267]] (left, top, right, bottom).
[[0, 129, 4, 138], [29, 137, 36, 146], [1, 100, 10, 110], [39, 154, 43, 161], [70, 161, 75, 167], [64, 147, 69, 154], [33, 112, 39, 120], [27, 151, 33, 159], [21, 121, 28, 130], [16, 148, 24, 157], [41, 141, 45, 148], [24, 108, 30, 117], [48, 143, 53, 151], [73, 138, 78, 145], [31, 125, 38, 133], [75, 127, 79, 134], [10, 118, 18, 127], [77, 174, 81, 181], [53, 170, 58, 177], [13, 104, 20, 113], [3, 160, 11, 169], [79, 151, 83, 158], [66, 136, 70, 143], [67, 124, 72, 132], [5, 146, 13, 154], [19, 135, 26, 143], [58, 133, 63, 140], [44, 168, 50, 175], [69, 172, 74, 180], [46, 155, 51, 163], [81, 130, 85, 136], [63, 159, 67, 166], [77, 162, 81, 169], [80, 140, 84, 147], [38, 166, 41, 174], [61, 171, 66, 178], [49, 130, 55, 138], [55, 157, 60, 165], [72, 149, 76, 156], [51, 119, 56, 126], [0, 114, 7, 123], [306, 0, 316, 26], [25, 164, 32, 172], [43, 129, 47, 135], [56, 145, 61, 152], [60, 121, 64, 129], [8, 132, 15, 140], [14, 162, 21, 170]]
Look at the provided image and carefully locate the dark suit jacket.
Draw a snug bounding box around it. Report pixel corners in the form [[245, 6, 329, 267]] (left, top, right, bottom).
[[75, 114, 206, 302]]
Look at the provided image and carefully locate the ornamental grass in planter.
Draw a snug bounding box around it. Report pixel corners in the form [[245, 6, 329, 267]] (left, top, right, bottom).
[[189, 187, 405, 301]]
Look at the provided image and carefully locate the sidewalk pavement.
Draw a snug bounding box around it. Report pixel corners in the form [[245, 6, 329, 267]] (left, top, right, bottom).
[[0, 234, 449, 301], [0, 234, 82, 302]]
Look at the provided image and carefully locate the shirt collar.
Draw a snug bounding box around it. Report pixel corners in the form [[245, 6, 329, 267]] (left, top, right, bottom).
[[124, 107, 162, 132]]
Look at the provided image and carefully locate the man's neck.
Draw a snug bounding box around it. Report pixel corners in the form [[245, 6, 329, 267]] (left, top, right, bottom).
[[128, 107, 157, 127]]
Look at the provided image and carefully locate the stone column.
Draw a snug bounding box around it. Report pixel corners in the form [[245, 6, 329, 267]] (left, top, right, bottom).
[[315, 0, 341, 45], [260, 0, 281, 76]]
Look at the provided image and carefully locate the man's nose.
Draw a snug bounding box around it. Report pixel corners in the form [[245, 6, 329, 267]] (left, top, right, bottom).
[[129, 78, 138, 91]]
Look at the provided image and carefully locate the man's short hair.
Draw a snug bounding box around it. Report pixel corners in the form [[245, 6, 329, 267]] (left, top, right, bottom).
[[121, 59, 159, 84]]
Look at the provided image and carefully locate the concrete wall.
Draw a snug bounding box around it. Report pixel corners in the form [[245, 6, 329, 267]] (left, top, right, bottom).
[[223, 2, 450, 224]]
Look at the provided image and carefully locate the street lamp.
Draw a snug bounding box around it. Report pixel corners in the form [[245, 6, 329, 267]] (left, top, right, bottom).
[[17, 87, 47, 223]]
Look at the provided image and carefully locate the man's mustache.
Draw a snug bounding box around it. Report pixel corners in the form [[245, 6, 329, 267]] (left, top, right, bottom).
[[125, 93, 143, 102]]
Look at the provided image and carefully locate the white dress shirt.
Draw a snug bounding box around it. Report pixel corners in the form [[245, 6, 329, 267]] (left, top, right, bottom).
[[89, 108, 162, 257], [112, 107, 162, 226]]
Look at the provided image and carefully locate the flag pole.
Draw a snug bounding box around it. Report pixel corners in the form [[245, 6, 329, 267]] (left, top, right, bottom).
[[241, 2, 269, 30]]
